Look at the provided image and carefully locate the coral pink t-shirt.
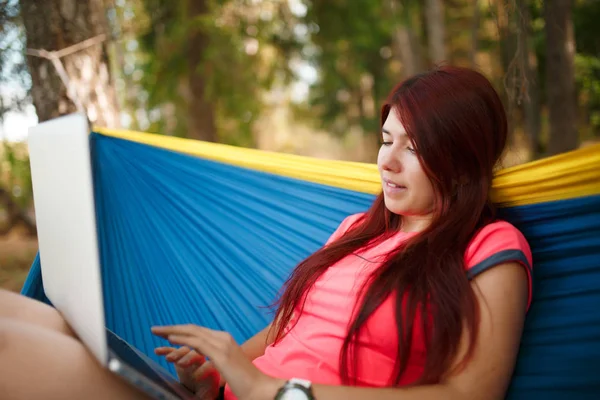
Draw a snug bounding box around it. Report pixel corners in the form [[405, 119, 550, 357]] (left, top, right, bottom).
[[224, 213, 532, 399]]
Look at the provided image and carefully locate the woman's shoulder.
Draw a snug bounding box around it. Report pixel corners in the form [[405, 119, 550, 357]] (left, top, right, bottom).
[[339, 212, 367, 230], [467, 220, 530, 252], [464, 219, 533, 278], [325, 212, 366, 245]]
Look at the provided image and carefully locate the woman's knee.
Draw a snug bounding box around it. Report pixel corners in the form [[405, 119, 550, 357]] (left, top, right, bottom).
[[0, 320, 149, 400], [0, 289, 75, 337]]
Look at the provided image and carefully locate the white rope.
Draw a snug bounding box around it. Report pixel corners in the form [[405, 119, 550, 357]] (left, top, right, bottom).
[[25, 34, 107, 116]]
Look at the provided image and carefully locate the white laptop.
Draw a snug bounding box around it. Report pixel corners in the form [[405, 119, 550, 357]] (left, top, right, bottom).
[[27, 113, 196, 400]]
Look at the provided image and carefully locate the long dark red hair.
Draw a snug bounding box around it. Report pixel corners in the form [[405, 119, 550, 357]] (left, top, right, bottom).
[[269, 66, 508, 385]]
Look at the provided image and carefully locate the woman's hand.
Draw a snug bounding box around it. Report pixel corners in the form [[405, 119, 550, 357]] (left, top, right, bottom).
[[151, 325, 283, 400], [154, 345, 222, 399]]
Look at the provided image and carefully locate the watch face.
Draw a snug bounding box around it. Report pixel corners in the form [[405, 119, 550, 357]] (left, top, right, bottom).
[[280, 387, 310, 400]]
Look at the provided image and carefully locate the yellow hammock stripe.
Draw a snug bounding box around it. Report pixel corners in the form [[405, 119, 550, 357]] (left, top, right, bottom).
[[492, 143, 600, 206], [95, 127, 600, 208], [96, 127, 382, 193]]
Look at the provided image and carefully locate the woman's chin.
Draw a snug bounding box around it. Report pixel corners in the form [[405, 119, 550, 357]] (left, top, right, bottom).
[[383, 198, 410, 215]]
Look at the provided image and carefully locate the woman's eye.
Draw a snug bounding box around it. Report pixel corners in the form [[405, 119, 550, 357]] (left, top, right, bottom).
[[407, 146, 416, 153], [380, 141, 393, 146]]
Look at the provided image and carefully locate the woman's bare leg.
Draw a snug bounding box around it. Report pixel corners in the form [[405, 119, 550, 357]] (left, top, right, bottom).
[[0, 289, 75, 336], [0, 318, 150, 400]]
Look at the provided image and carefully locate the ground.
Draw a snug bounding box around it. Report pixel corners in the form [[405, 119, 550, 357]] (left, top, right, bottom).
[[0, 228, 38, 292]]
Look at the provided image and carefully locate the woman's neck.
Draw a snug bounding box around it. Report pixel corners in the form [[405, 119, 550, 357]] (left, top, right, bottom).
[[400, 214, 433, 233]]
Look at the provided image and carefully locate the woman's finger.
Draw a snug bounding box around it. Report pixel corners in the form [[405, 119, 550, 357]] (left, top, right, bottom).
[[165, 334, 202, 350], [152, 325, 238, 367], [152, 325, 220, 341], [153, 325, 267, 398], [166, 334, 221, 365], [154, 346, 176, 356], [165, 345, 191, 362], [191, 361, 217, 382], [178, 350, 205, 367], [154, 325, 228, 348], [152, 325, 202, 338]]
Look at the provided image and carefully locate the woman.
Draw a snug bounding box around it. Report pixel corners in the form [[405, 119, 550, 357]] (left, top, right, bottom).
[[0, 66, 532, 400]]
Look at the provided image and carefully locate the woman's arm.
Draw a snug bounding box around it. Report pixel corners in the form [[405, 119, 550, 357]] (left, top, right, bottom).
[[153, 262, 528, 400], [208, 313, 286, 387], [260, 261, 529, 400], [239, 322, 273, 361]]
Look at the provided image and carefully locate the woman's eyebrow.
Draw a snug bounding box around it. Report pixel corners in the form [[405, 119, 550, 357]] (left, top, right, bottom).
[[382, 127, 407, 137]]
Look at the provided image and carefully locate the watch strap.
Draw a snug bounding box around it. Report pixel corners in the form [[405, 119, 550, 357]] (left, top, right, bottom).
[[289, 378, 311, 389], [274, 377, 315, 400]]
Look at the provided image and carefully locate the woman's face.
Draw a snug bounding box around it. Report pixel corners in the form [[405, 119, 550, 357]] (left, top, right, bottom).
[[377, 110, 436, 225]]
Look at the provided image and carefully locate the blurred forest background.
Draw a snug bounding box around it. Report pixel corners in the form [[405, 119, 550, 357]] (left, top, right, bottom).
[[1, 0, 598, 291]]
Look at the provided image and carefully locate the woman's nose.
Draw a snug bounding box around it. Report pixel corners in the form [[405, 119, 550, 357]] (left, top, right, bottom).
[[380, 149, 402, 172]]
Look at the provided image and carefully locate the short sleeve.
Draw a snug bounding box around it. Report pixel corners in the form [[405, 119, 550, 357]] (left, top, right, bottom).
[[464, 220, 534, 309], [325, 212, 365, 246]]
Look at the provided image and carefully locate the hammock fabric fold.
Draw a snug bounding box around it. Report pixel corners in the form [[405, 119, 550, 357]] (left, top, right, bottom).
[[21, 128, 600, 400]]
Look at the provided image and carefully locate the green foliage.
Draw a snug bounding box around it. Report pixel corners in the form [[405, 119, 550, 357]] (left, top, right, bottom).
[[0, 0, 30, 116], [0, 1, 31, 219], [574, 0, 600, 57], [0, 141, 32, 209], [574, 54, 600, 136], [574, 0, 600, 138], [4, 0, 600, 156], [121, 0, 600, 149], [298, 0, 396, 136], [133, 0, 299, 145]]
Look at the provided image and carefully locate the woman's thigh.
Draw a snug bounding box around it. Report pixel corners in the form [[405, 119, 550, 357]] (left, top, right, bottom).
[[0, 318, 151, 400], [0, 289, 74, 336]]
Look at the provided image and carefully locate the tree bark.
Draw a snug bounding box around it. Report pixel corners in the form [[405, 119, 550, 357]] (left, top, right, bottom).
[[186, 0, 217, 142], [544, 0, 578, 155], [425, 0, 446, 64], [390, 0, 423, 77], [517, 0, 541, 157], [494, 0, 517, 141], [496, 0, 514, 73], [20, 0, 120, 128], [469, 0, 480, 67]]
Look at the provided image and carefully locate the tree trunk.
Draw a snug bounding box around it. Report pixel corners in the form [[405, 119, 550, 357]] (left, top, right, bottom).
[[20, 0, 120, 128], [186, 0, 217, 142], [469, 0, 480, 67], [544, 0, 578, 155], [390, 0, 423, 78], [517, 0, 542, 157], [496, 0, 514, 74], [494, 0, 517, 142], [425, 0, 446, 64]]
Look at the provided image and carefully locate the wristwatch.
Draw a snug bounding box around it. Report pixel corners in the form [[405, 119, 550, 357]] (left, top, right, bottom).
[[274, 378, 315, 400]]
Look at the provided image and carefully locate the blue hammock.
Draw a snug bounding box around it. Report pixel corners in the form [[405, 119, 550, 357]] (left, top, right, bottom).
[[22, 132, 600, 399]]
